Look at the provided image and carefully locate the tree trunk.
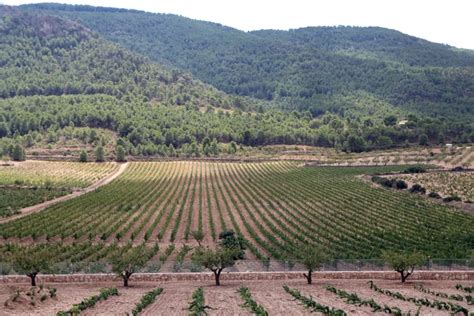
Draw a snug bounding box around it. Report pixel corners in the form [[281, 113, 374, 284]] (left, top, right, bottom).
[[28, 273, 37, 286], [123, 271, 132, 287], [400, 270, 412, 283], [304, 270, 312, 284], [214, 269, 222, 286]]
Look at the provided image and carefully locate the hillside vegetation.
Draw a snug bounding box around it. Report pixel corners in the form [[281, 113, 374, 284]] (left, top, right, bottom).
[[20, 3, 474, 122], [0, 5, 472, 158]]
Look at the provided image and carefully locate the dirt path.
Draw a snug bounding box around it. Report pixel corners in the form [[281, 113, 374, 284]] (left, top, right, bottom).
[[0, 162, 129, 224]]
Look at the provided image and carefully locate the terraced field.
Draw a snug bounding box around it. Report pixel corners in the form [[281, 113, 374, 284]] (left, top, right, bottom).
[[0, 161, 119, 188], [391, 171, 474, 202], [278, 144, 474, 168], [0, 161, 472, 264]]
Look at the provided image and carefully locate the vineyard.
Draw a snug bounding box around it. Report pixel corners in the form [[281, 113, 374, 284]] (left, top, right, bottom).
[[0, 161, 119, 219], [0, 161, 472, 267], [0, 187, 70, 218], [0, 161, 118, 188]]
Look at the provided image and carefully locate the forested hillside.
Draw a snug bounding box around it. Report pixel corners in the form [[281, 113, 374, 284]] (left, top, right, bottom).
[[20, 3, 474, 122], [0, 6, 327, 156], [0, 5, 472, 158]]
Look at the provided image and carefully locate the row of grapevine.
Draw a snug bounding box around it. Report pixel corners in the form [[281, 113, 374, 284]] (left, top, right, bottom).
[[0, 161, 118, 188], [0, 161, 473, 261]]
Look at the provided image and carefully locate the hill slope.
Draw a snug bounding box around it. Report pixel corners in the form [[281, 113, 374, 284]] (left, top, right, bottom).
[[20, 3, 474, 122], [0, 6, 330, 156], [0, 6, 238, 108]]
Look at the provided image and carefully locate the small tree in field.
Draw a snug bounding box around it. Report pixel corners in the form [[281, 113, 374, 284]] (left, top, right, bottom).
[[382, 250, 426, 283], [191, 247, 239, 286], [12, 249, 51, 286], [111, 246, 148, 287], [300, 245, 330, 284]]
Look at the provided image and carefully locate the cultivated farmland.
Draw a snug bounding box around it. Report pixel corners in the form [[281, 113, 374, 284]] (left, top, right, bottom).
[[0, 279, 472, 315], [0, 161, 119, 218], [0, 161, 472, 265], [0, 161, 118, 188]]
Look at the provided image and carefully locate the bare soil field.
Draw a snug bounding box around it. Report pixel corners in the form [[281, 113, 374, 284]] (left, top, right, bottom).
[[0, 279, 472, 315]]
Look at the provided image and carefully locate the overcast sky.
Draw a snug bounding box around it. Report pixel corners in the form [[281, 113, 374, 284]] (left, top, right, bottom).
[[2, 0, 474, 50]]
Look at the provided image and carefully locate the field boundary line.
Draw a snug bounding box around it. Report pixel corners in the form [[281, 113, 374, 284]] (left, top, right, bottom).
[[0, 270, 472, 284], [0, 162, 129, 224]]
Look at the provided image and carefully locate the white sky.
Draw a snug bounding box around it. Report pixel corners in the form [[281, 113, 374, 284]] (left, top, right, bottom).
[[2, 0, 474, 49]]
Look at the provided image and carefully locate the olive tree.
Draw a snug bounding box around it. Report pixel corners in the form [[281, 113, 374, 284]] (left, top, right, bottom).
[[191, 247, 239, 286], [300, 245, 330, 284], [382, 250, 426, 283], [111, 246, 148, 287]]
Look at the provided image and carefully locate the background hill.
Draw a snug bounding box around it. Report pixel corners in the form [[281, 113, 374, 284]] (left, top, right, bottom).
[[20, 3, 474, 122], [0, 6, 326, 158], [0, 4, 472, 158]]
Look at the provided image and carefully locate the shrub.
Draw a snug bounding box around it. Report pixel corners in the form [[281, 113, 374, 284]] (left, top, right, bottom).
[[443, 195, 461, 202], [395, 180, 408, 190], [409, 184, 426, 194], [428, 192, 441, 199], [371, 176, 395, 188], [404, 166, 426, 173]]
